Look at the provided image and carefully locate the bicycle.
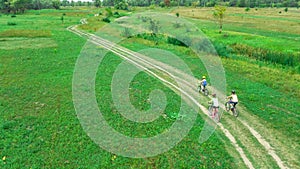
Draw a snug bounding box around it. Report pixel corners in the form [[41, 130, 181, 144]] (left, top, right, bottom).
[[197, 85, 209, 96], [225, 100, 238, 117], [208, 103, 220, 122]]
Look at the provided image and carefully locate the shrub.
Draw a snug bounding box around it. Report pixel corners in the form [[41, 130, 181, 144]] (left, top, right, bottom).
[[167, 36, 187, 47], [114, 11, 119, 16], [173, 21, 181, 28], [245, 7, 250, 11], [11, 14, 16, 18], [105, 8, 113, 17], [7, 22, 17, 26], [176, 12, 179, 17], [231, 43, 300, 67], [284, 7, 288, 12], [102, 17, 111, 23], [159, 1, 165, 7], [122, 27, 132, 38], [141, 16, 148, 22], [149, 4, 155, 9]]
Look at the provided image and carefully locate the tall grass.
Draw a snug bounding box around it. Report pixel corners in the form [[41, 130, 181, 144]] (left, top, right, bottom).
[[0, 30, 51, 37], [231, 43, 300, 67]]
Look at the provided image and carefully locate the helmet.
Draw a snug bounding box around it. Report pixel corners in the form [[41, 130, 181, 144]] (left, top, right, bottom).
[[202, 76, 206, 79], [212, 93, 216, 97], [231, 90, 236, 94]]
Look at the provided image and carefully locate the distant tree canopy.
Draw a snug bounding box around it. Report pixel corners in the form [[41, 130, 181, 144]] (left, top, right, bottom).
[[0, 0, 299, 14]]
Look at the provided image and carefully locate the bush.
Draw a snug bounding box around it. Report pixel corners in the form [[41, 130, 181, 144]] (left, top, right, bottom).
[[284, 7, 288, 12], [173, 21, 181, 28], [11, 14, 16, 18], [159, 1, 165, 7], [102, 17, 111, 23], [245, 7, 250, 11], [7, 22, 17, 26], [231, 43, 300, 67], [167, 36, 187, 47], [122, 27, 132, 38], [176, 12, 179, 17], [141, 16, 148, 22]]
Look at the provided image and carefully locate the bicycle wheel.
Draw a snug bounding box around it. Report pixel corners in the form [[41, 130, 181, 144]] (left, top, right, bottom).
[[214, 111, 220, 122], [197, 86, 201, 93], [208, 105, 212, 116], [233, 108, 239, 117], [225, 102, 230, 111], [204, 89, 209, 96]]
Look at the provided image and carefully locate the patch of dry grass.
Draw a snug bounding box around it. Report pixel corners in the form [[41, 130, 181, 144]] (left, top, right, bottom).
[[0, 30, 52, 38], [172, 7, 300, 34]]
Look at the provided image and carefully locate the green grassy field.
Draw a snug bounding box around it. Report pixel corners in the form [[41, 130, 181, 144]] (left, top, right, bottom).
[[0, 6, 299, 168]]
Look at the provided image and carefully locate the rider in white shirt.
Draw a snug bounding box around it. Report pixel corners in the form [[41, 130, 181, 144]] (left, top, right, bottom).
[[227, 90, 238, 108], [209, 93, 219, 117]]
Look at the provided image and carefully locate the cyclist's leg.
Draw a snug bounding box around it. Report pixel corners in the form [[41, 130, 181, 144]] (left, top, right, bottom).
[[233, 102, 238, 108]]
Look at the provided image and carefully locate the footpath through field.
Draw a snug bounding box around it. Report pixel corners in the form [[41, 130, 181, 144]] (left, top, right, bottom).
[[67, 19, 290, 169]]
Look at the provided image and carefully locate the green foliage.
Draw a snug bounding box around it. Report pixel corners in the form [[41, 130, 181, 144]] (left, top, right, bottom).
[[176, 12, 179, 17], [140, 16, 149, 22], [245, 7, 250, 11], [105, 7, 113, 17], [61, 16, 64, 23], [102, 17, 111, 23], [122, 27, 132, 38], [284, 7, 288, 12], [149, 19, 160, 34], [231, 43, 300, 67], [94, 0, 101, 7], [7, 21, 17, 25], [173, 21, 181, 28], [213, 5, 226, 34], [52, 0, 60, 9], [167, 36, 187, 46], [114, 0, 129, 10]]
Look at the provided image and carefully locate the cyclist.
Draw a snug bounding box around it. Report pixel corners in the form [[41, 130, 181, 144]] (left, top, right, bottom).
[[208, 93, 219, 117], [227, 90, 238, 109], [199, 76, 207, 92]]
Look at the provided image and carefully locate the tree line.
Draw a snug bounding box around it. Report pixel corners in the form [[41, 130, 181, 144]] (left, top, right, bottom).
[[0, 0, 299, 14]]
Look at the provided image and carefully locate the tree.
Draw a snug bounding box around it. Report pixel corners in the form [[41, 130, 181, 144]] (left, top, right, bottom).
[[94, 0, 101, 7], [61, 0, 68, 6], [52, 0, 60, 9], [164, 0, 170, 6], [114, 0, 128, 9], [213, 5, 226, 34]]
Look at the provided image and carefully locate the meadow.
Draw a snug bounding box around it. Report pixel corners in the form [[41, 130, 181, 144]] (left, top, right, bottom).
[[0, 6, 299, 168]]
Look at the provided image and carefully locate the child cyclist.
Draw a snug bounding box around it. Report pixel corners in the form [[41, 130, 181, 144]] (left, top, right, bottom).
[[227, 90, 239, 109], [199, 75, 207, 92], [208, 93, 219, 117]]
